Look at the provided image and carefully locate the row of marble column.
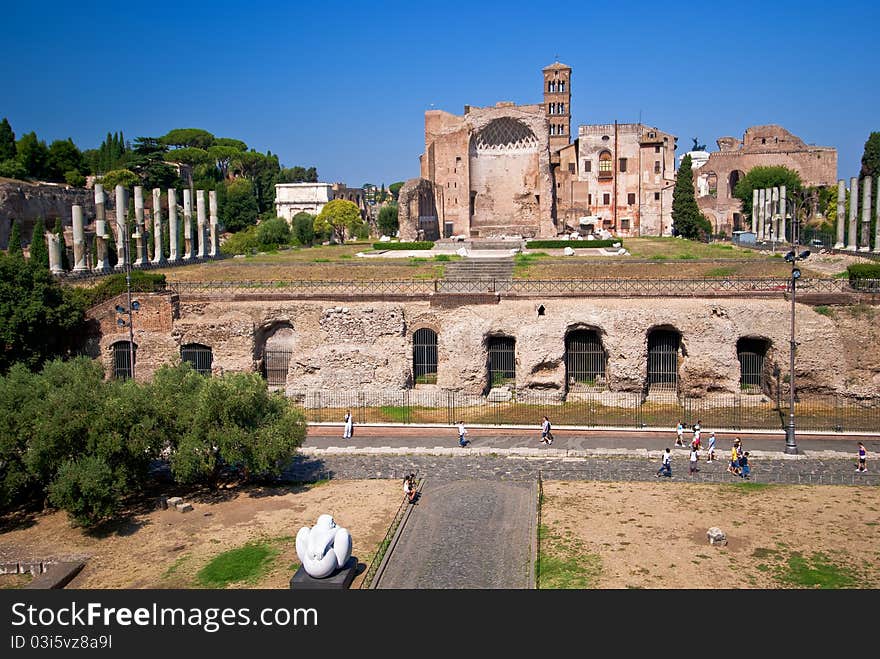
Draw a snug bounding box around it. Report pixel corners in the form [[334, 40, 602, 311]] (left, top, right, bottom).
[[48, 184, 220, 275], [833, 176, 879, 252], [751, 186, 787, 243], [749, 178, 879, 253]]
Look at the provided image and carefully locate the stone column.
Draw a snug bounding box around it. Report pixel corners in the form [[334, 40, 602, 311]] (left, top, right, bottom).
[[93, 184, 109, 272], [770, 187, 779, 243], [208, 190, 218, 258], [757, 188, 766, 239], [71, 205, 88, 272], [182, 189, 193, 260], [779, 185, 787, 244], [834, 180, 846, 249], [875, 183, 880, 254], [133, 186, 147, 266], [168, 188, 179, 262], [847, 177, 858, 251], [115, 185, 128, 270], [47, 232, 63, 275], [860, 176, 872, 252], [151, 188, 167, 265], [765, 187, 773, 240], [751, 189, 759, 232], [196, 190, 207, 259]]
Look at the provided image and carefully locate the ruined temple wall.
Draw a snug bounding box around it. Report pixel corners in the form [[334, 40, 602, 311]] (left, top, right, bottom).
[[0, 179, 96, 249], [84, 294, 880, 399]]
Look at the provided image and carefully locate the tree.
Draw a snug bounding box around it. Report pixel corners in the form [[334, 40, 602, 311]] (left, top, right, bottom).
[[0, 159, 27, 180], [377, 203, 399, 236], [46, 139, 85, 182], [7, 219, 22, 257], [214, 137, 247, 151], [161, 128, 215, 150], [292, 212, 315, 246], [314, 199, 363, 244], [278, 166, 317, 183], [28, 217, 48, 268], [221, 178, 260, 233], [100, 169, 140, 191], [671, 154, 712, 241], [255, 217, 291, 247], [208, 145, 240, 179], [0, 118, 15, 161], [861, 132, 880, 179], [166, 146, 211, 168], [64, 170, 86, 187], [16, 132, 49, 179], [0, 253, 85, 373], [388, 181, 405, 201], [733, 165, 802, 225]]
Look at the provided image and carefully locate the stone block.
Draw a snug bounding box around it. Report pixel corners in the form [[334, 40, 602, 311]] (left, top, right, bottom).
[[167, 496, 183, 506], [707, 527, 727, 546], [487, 387, 512, 402], [290, 556, 358, 590], [175, 502, 193, 513]]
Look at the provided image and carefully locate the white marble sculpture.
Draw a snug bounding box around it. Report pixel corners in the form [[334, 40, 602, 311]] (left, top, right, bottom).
[[295, 514, 352, 578]]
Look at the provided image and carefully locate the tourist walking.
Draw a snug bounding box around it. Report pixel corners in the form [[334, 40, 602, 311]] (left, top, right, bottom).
[[675, 421, 685, 447], [689, 446, 700, 474], [739, 452, 751, 479], [856, 442, 867, 472], [343, 410, 354, 439], [692, 420, 702, 449], [403, 474, 417, 503], [706, 431, 716, 462], [728, 438, 742, 476], [456, 420, 470, 447], [656, 448, 672, 478], [540, 416, 554, 445]]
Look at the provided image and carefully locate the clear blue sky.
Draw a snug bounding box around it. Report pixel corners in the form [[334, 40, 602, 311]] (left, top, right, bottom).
[[2, 0, 877, 187]]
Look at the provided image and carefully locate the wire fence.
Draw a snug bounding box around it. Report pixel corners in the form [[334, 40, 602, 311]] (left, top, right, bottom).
[[288, 390, 880, 432], [161, 277, 880, 298]]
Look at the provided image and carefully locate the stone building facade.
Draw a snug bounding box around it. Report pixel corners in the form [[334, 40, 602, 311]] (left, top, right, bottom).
[[691, 125, 837, 235], [85, 292, 880, 402], [274, 182, 368, 223], [398, 62, 677, 240]]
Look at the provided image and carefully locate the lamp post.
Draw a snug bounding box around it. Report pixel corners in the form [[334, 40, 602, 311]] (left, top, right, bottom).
[[782, 189, 815, 454]]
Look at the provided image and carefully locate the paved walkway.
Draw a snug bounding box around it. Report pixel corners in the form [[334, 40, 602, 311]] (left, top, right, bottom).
[[375, 480, 536, 589]]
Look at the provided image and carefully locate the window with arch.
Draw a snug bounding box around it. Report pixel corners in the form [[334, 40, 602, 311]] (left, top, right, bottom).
[[565, 329, 607, 390], [412, 328, 438, 385], [598, 151, 613, 179], [181, 343, 213, 375], [560, 81, 565, 92], [647, 329, 681, 393], [487, 336, 516, 387], [737, 338, 769, 393], [112, 341, 136, 380]]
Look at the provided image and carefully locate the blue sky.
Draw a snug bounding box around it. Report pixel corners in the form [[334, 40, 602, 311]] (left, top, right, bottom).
[[2, 0, 877, 187]]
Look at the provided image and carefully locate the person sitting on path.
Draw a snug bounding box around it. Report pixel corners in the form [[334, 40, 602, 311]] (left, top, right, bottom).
[[403, 474, 417, 503], [656, 448, 672, 478], [456, 420, 470, 447], [540, 416, 553, 445]]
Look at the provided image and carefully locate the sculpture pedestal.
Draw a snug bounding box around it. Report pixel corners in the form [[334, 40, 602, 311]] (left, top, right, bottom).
[[290, 556, 358, 590]]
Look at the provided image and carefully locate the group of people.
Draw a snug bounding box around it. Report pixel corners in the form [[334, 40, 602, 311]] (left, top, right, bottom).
[[403, 473, 418, 503], [659, 424, 751, 478]]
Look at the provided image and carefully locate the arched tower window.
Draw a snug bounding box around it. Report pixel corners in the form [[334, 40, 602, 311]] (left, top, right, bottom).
[[647, 329, 681, 393], [488, 336, 516, 387], [738, 338, 770, 393], [598, 150, 613, 180], [413, 328, 438, 385]]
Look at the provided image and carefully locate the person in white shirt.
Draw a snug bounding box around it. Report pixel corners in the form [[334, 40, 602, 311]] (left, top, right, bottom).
[[343, 410, 354, 439], [656, 448, 672, 477], [457, 421, 469, 447]]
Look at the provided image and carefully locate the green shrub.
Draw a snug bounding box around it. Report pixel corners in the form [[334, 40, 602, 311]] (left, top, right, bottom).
[[72, 271, 166, 308], [372, 241, 434, 250], [292, 212, 315, 247], [255, 217, 291, 248], [221, 226, 260, 256], [847, 263, 880, 285], [47, 455, 121, 527], [525, 239, 621, 249]]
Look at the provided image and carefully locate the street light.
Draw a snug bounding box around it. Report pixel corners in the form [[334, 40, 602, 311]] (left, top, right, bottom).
[[781, 189, 816, 454]]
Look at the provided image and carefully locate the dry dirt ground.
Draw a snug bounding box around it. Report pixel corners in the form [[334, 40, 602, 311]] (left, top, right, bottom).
[[3, 480, 879, 589], [540, 481, 880, 589], [0, 480, 401, 590]]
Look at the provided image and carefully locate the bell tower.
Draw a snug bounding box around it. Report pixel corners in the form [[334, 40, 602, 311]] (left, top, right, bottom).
[[543, 61, 571, 154]]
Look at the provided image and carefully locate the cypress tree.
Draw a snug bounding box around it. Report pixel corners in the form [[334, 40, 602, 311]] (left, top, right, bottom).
[[7, 218, 23, 257], [28, 217, 49, 268], [671, 154, 712, 241], [0, 118, 16, 161]]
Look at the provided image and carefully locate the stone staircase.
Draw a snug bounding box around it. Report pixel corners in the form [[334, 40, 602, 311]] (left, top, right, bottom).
[[440, 257, 514, 293]]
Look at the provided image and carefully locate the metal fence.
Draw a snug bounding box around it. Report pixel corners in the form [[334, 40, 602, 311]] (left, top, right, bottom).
[[165, 278, 880, 298], [288, 390, 880, 433]]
